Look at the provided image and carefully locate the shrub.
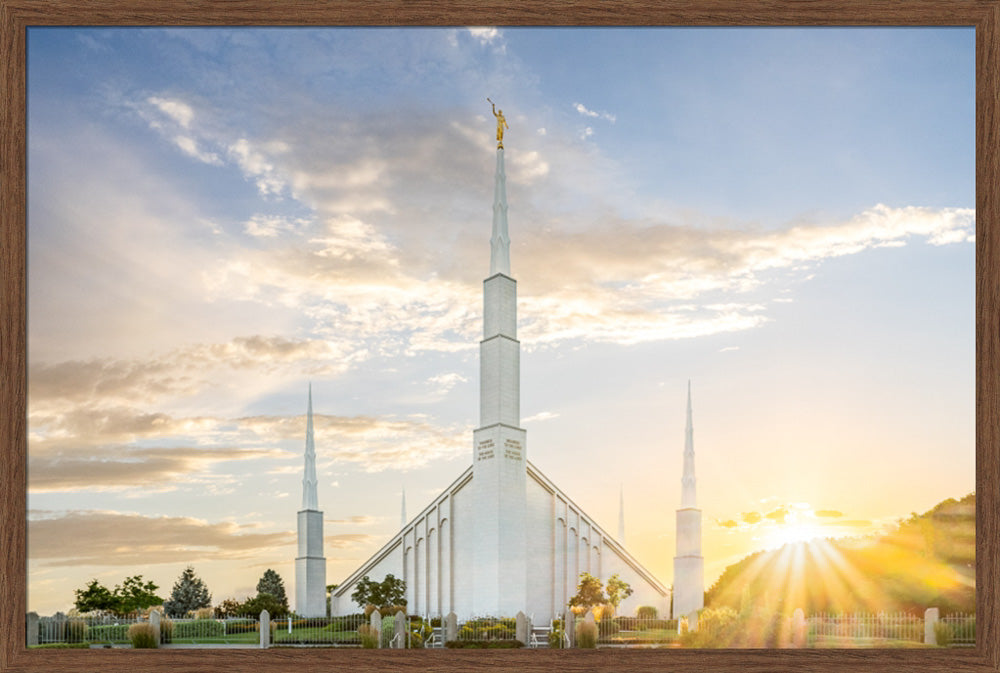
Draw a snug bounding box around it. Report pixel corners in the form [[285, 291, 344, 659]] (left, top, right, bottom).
[[88, 624, 130, 643], [934, 621, 954, 647], [358, 624, 378, 649], [127, 623, 158, 649], [65, 619, 88, 644], [637, 606, 658, 619], [223, 619, 258, 634], [381, 615, 396, 647], [324, 614, 364, 632], [444, 640, 523, 649], [190, 607, 215, 620], [598, 618, 620, 639], [173, 619, 225, 638], [160, 617, 173, 644], [576, 621, 598, 648], [679, 607, 740, 648]]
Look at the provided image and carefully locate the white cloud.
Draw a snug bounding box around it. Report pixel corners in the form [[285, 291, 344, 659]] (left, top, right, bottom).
[[523, 411, 559, 423], [466, 27, 501, 44], [228, 138, 286, 196], [427, 372, 468, 395], [243, 214, 310, 238], [172, 135, 222, 165], [148, 96, 194, 128], [574, 102, 616, 123]]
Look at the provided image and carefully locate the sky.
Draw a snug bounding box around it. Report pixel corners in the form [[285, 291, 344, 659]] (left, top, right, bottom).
[[25, 26, 975, 616]]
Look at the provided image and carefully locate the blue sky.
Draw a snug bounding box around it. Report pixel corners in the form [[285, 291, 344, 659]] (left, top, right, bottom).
[[26, 27, 974, 615]]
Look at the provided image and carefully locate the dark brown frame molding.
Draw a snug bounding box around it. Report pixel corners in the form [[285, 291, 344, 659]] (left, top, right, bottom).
[[2, 2, 998, 672]]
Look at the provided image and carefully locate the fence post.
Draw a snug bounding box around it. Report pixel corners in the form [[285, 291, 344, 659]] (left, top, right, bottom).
[[792, 608, 806, 648], [394, 611, 406, 648], [149, 610, 161, 647], [924, 607, 940, 645], [260, 609, 270, 649], [26, 612, 39, 647], [516, 611, 528, 645], [687, 609, 699, 633], [446, 611, 458, 643], [371, 609, 382, 649], [564, 610, 576, 648]]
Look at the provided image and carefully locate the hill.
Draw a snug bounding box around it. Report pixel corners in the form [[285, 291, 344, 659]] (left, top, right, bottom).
[[705, 493, 975, 614]]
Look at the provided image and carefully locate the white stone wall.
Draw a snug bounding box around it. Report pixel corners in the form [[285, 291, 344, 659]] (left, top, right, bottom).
[[672, 506, 704, 618], [672, 555, 704, 619], [295, 509, 326, 617], [328, 463, 670, 623]]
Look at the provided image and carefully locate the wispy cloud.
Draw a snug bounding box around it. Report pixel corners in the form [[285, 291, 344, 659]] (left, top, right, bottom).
[[574, 102, 616, 123], [27, 510, 375, 567]]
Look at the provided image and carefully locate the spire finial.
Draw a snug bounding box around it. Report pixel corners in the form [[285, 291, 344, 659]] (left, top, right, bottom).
[[401, 486, 407, 528]]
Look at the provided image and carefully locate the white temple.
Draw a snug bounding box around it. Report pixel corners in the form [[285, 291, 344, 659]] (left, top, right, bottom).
[[671, 381, 704, 619], [295, 384, 327, 617], [325, 134, 672, 621]]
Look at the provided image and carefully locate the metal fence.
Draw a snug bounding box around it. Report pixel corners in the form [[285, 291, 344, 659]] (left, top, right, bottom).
[[939, 613, 975, 647], [569, 615, 679, 646], [807, 612, 924, 645]]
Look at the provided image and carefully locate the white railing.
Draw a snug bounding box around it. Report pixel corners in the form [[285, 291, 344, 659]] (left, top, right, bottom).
[[807, 612, 923, 645], [939, 612, 975, 646]]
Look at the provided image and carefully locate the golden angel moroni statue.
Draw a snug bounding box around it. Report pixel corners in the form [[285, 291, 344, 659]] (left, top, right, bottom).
[[488, 98, 508, 149]]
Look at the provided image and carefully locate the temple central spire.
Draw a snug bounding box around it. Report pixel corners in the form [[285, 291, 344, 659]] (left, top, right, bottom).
[[490, 148, 511, 276], [473, 110, 527, 617]]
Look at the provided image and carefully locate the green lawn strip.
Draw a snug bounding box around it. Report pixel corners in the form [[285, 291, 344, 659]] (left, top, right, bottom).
[[273, 627, 360, 644], [811, 636, 933, 649], [29, 643, 89, 649]]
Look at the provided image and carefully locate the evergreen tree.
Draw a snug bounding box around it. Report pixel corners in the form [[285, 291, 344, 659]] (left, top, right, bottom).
[[256, 569, 289, 612], [163, 566, 212, 617]]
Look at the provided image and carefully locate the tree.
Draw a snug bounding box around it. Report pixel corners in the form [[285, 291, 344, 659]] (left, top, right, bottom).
[[214, 598, 244, 618], [350, 574, 407, 610], [241, 593, 287, 618], [74, 579, 118, 614], [255, 569, 288, 613], [605, 573, 633, 612], [74, 575, 162, 615], [163, 566, 212, 617], [568, 572, 606, 610], [113, 575, 163, 614]]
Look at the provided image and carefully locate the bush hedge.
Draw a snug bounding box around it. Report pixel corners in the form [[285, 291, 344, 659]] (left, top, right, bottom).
[[88, 624, 131, 643], [445, 640, 524, 649], [127, 623, 158, 649], [173, 620, 225, 638]]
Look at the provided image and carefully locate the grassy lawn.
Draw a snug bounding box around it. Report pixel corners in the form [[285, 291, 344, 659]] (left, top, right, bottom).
[[810, 636, 933, 648], [603, 628, 679, 645], [273, 627, 360, 644]]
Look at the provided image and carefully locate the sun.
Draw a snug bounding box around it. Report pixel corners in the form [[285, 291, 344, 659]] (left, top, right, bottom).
[[757, 508, 834, 550]]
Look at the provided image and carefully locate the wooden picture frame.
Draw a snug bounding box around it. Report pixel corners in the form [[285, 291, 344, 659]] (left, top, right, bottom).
[[1, 2, 997, 672]]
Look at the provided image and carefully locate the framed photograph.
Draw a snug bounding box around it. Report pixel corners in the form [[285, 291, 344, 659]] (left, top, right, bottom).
[[2, 2, 997, 673]]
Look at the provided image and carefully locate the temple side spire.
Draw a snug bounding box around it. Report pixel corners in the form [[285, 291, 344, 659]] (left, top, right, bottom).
[[302, 383, 319, 510], [618, 483, 626, 543], [673, 380, 704, 620], [681, 380, 696, 508], [401, 487, 407, 528], [296, 383, 326, 616]]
